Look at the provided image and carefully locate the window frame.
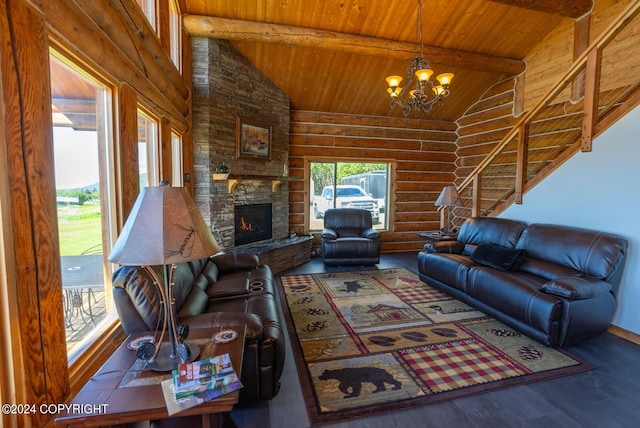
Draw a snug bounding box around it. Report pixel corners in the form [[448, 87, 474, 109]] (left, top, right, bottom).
[[49, 48, 120, 362], [136, 107, 161, 188], [136, 0, 158, 34], [168, 0, 182, 72], [171, 130, 183, 186], [307, 158, 394, 233]]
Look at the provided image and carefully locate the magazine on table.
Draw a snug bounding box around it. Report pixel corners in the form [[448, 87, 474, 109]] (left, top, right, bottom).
[[161, 353, 243, 416]]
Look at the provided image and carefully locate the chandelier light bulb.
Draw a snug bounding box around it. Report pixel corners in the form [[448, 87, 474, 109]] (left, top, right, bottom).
[[387, 87, 402, 98], [415, 68, 433, 82], [386, 75, 403, 88], [436, 73, 454, 86]]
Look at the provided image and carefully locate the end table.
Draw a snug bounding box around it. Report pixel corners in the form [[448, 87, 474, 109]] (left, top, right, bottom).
[[55, 326, 245, 428]]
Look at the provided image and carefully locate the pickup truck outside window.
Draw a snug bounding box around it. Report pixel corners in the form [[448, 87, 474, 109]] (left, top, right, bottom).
[[309, 162, 390, 231]]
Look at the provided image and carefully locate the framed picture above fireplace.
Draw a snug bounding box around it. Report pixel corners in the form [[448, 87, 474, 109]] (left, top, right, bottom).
[[236, 115, 272, 161]]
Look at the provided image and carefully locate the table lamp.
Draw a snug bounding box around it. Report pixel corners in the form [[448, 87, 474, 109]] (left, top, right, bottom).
[[108, 182, 220, 371], [435, 185, 463, 236]]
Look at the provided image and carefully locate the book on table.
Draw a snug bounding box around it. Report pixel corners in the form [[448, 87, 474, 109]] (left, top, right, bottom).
[[160, 353, 243, 416]]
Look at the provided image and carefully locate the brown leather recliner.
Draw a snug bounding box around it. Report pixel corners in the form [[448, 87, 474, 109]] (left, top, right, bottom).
[[111, 252, 285, 403], [321, 208, 381, 266]]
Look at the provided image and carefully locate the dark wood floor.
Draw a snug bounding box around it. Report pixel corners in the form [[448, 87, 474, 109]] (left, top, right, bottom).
[[230, 252, 640, 428]]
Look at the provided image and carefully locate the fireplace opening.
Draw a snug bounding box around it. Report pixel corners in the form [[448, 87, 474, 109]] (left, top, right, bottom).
[[234, 203, 273, 246]]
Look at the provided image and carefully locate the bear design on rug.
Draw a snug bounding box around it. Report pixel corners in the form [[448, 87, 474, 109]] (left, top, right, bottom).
[[318, 367, 402, 398], [342, 280, 364, 293]]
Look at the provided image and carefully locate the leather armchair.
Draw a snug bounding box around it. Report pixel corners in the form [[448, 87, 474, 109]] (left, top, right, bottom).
[[321, 208, 381, 265]]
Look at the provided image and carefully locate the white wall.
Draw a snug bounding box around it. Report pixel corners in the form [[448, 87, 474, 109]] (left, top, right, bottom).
[[501, 106, 640, 334]]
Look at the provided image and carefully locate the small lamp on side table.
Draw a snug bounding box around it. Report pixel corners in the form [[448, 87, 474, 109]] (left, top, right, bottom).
[[108, 181, 221, 371], [435, 185, 463, 236]]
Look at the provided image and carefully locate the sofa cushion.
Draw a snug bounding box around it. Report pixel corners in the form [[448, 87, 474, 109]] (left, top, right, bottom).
[[418, 252, 476, 293], [517, 257, 582, 281], [516, 224, 627, 280], [193, 261, 219, 292], [337, 228, 365, 238], [541, 276, 612, 300], [457, 217, 527, 253], [467, 267, 563, 334], [322, 237, 380, 259], [177, 287, 210, 317], [211, 253, 259, 273], [471, 243, 526, 271]]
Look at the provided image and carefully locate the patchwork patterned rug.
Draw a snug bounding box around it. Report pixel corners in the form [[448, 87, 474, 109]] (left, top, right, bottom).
[[278, 268, 593, 425]]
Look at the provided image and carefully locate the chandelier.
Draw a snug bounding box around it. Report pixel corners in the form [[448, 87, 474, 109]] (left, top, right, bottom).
[[385, 0, 454, 116]]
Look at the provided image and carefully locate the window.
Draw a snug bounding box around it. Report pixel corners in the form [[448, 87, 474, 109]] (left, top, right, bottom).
[[309, 161, 391, 231], [135, 0, 157, 33], [171, 131, 183, 186], [49, 51, 117, 358], [169, 0, 182, 71], [137, 109, 160, 188]]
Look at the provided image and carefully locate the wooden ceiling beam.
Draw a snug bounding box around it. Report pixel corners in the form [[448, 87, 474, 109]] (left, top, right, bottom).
[[487, 0, 593, 18], [182, 15, 526, 75]]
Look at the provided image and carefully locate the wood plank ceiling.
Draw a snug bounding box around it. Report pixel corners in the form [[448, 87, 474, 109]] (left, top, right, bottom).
[[182, 0, 592, 122]]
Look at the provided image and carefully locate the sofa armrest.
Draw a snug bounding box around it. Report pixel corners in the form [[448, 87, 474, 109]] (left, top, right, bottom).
[[321, 228, 338, 240], [424, 240, 465, 254], [541, 276, 612, 300], [180, 312, 264, 342], [362, 228, 381, 240], [211, 253, 259, 273]]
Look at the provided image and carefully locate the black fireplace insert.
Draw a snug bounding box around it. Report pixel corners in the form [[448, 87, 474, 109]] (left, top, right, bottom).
[[234, 203, 273, 246]]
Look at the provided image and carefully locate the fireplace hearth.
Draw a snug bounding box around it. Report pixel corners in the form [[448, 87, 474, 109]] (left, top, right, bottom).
[[234, 203, 273, 246]]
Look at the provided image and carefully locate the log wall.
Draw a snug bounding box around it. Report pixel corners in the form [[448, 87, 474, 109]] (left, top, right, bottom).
[[455, 78, 518, 183], [289, 111, 458, 252], [0, 1, 189, 426]]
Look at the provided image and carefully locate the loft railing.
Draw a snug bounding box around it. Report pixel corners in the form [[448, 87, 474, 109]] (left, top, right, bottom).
[[452, 0, 640, 223]]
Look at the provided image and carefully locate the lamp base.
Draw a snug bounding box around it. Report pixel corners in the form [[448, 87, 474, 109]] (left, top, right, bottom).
[[147, 343, 200, 372]]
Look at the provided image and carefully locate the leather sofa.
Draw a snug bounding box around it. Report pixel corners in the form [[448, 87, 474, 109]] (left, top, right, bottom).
[[112, 252, 285, 403], [321, 208, 381, 265], [418, 217, 628, 347]]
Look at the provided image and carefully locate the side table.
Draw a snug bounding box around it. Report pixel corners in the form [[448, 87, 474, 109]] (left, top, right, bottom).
[[417, 231, 458, 243], [55, 326, 245, 428]]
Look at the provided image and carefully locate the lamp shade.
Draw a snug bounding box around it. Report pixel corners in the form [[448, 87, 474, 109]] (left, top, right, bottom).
[[436, 73, 454, 86], [108, 185, 220, 266], [435, 186, 463, 207], [386, 75, 403, 88], [415, 68, 433, 82]]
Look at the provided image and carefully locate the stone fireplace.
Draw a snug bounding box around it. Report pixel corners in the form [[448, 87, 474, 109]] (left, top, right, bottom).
[[235, 203, 273, 246], [191, 37, 291, 251]]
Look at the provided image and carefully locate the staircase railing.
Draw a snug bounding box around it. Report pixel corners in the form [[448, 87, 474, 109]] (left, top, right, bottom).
[[453, 0, 640, 223]]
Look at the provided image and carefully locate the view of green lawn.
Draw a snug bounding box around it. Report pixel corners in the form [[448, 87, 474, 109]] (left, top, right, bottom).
[[57, 203, 102, 256]]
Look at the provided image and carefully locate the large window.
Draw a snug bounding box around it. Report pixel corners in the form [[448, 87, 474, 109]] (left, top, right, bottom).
[[310, 161, 390, 231], [50, 51, 117, 358]]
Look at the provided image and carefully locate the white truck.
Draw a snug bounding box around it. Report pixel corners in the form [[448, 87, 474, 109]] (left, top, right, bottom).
[[312, 185, 380, 224]]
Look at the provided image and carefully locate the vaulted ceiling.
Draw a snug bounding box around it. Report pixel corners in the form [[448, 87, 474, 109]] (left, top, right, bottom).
[[182, 0, 592, 121]]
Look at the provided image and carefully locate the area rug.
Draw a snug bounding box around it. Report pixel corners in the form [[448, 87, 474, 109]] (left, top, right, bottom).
[[278, 268, 593, 425]]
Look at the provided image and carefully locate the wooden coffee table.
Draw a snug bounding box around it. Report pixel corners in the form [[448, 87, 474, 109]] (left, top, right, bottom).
[[55, 326, 245, 427]]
